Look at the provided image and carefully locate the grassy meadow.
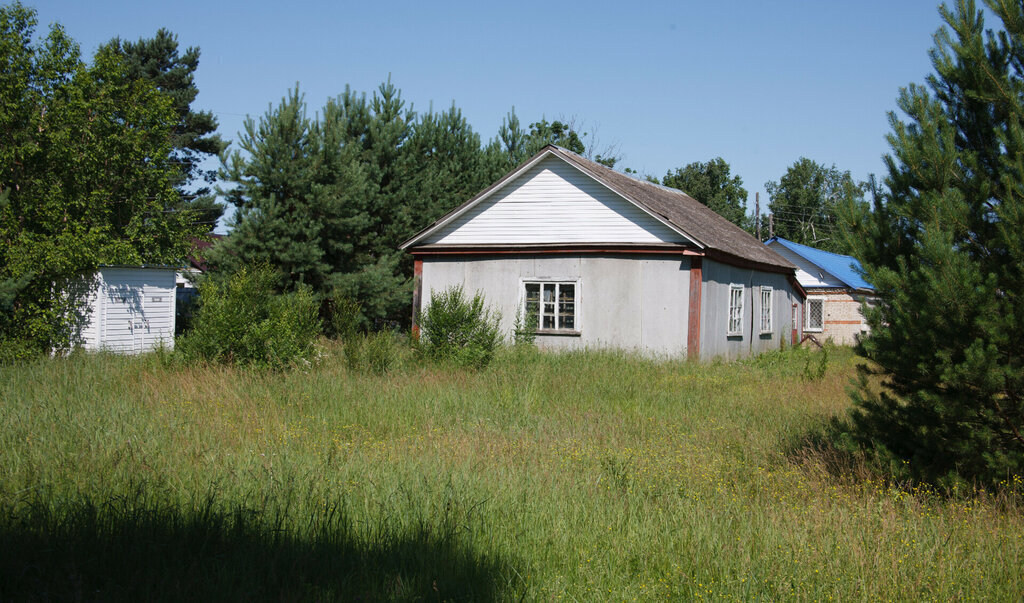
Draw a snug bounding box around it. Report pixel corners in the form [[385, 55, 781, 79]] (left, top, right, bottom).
[[0, 343, 1021, 600]]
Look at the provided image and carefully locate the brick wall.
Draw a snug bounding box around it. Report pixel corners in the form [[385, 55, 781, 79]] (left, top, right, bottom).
[[806, 289, 875, 345]]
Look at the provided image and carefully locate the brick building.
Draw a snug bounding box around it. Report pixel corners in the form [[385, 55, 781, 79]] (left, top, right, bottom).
[[765, 237, 877, 345]]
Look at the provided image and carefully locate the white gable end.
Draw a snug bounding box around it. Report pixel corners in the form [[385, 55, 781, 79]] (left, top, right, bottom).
[[767, 242, 845, 288], [423, 156, 685, 245]]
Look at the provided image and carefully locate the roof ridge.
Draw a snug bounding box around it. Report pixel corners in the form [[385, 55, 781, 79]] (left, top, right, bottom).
[[548, 145, 698, 201], [774, 236, 856, 261]]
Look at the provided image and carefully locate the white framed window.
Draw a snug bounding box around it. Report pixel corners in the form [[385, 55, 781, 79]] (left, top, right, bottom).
[[806, 297, 825, 332], [523, 280, 578, 333], [727, 284, 744, 336], [760, 286, 773, 334]]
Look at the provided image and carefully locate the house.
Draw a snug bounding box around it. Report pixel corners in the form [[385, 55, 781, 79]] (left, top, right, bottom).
[[77, 266, 177, 354], [176, 234, 224, 303], [764, 237, 876, 345], [401, 145, 805, 360]]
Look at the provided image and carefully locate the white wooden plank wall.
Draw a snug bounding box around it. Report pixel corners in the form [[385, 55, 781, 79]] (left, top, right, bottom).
[[425, 156, 685, 245], [81, 268, 176, 353], [766, 243, 845, 288]]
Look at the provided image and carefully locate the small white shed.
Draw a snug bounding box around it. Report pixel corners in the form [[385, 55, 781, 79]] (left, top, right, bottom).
[[78, 267, 177, 354]]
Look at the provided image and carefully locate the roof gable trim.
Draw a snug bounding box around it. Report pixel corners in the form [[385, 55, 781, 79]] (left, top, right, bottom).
[[401, 147, 703, 249]]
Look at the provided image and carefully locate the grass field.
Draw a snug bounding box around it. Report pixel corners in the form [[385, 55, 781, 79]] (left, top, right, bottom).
[[1, 343, 1021, 600]]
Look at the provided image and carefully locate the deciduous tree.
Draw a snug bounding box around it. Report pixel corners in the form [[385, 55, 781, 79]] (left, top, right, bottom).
[[0, 3, 202, 354], [662, 158, 750, 229], [766, 158, 865, 252]]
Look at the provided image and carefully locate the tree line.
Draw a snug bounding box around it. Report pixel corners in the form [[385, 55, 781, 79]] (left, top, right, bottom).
[[210, 83, 605, 329]]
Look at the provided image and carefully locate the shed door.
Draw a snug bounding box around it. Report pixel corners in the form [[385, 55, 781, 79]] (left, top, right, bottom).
[[102, 284, 144, 353]]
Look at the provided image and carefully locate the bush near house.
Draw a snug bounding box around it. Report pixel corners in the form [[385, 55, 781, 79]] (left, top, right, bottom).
[[417, 286, 502, 369], [176, 264, 320, 369]]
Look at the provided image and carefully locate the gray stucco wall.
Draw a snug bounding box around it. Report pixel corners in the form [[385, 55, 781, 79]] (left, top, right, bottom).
[[699, 259, 799, 361], [420, 254, 690, 357]]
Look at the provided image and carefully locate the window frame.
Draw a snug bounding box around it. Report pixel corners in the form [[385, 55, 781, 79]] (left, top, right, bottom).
[[760, 286, 773, 334], [520, 278, 581, 335], [727, 283, 744, 337], [805, 296, 825, 332]]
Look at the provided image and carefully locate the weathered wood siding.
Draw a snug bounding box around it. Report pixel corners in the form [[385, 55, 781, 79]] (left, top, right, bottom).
[[79, 268, 176, 354], [766, 241, 845, 288], [420, 254, 690, 357], [424, 156, 685, 245], [698, 259, 799, 361]]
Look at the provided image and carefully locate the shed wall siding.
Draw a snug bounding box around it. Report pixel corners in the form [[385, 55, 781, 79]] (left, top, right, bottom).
[[699, 259, 798, 361], [420, 254, 689, 356], [767, 241, 845, 288], [424, 156, 685, 245], [80, 268, 176, 354]]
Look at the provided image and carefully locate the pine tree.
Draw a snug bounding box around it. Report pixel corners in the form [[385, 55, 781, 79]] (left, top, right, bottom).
[[215, 81, 499, 327], [840, 0, 1024, 486], [102, 29, 227, 230]]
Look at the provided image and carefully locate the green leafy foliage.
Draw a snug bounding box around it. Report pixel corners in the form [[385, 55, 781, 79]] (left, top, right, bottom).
[[512, 308, 538, 347], [177, 264, 320, 369], [418, 286, 502, 369], [765, 158, 866, 252], [837, 0, 1024, 487], [0, 3, 205, 352], [101, 28, 227, 229], [662, 158, 750, 230], [323, 289, 363, 340]]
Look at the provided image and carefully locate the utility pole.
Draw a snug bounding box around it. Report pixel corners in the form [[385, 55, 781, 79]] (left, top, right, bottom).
[[755, 192, 761, 241], [769, 212, 775, 239]]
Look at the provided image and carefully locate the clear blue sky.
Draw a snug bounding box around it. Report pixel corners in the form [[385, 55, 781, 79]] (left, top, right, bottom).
[[32, 0, 946, 230]]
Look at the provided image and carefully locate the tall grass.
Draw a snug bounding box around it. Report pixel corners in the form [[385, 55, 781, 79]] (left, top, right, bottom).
[[0, 345, 1021, 600]]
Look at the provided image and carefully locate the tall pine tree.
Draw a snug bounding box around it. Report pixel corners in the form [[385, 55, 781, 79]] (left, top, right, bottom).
[[214, 81, 502, 327], [840, 0, 1024, 486], [102, 29, 227, 230]]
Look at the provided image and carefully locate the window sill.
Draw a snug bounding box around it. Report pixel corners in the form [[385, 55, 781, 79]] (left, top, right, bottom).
[[805, 328, 823, 333], [759, 331, 773, 337], [534, 329, 582, 337]]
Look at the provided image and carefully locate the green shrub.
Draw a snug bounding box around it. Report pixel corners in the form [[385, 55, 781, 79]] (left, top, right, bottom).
[[0, 336, 41, 366], [418, 286, 502, 369], [177, 264, 320, 369], [344, 331, 402, 375], [323, 290, 364, 340], [511, 308, 538, 347]]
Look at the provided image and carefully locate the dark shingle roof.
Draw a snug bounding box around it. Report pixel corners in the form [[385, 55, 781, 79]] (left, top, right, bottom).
[[404, 145, 794, 271]]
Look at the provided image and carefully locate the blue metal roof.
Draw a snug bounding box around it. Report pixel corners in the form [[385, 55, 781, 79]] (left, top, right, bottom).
[[765, 237, 874, 291]]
